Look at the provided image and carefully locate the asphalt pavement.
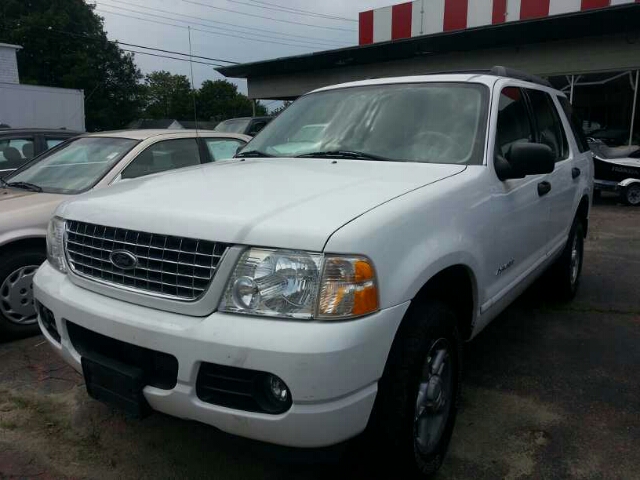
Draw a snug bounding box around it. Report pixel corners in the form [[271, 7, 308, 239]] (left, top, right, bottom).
[[0, 196, 638, 479]]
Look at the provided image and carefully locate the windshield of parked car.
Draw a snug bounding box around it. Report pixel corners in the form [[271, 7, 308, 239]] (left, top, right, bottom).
[[6, 137, 137, 194], [214, 119, 251, 134], [240, 83, 489, 164]]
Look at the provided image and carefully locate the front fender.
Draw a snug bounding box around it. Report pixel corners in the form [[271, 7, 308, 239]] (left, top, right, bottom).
[[619, 178, 640, 188], [322, 170, 485, 314]]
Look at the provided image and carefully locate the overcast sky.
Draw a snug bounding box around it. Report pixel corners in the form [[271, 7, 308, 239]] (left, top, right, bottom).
[[96, 0, 395, 103]]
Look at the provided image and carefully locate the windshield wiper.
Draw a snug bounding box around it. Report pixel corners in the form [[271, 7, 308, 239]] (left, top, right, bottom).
[[235, 150, 274, 158], [295, 150, 392, 161], [6, 181, 43, 192]]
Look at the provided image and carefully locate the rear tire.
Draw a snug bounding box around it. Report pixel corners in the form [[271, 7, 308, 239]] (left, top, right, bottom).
[[0, 247, 45, 339], [369, 300, 461, 478], [550, 218, 584, 301], [622, 183, 640, 206]]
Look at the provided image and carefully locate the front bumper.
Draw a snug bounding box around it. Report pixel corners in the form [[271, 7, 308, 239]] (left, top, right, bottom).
[[34, 262, 408, 447]]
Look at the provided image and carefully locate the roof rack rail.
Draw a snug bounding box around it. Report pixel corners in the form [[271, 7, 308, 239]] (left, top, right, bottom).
[[410, 67, 553, 87], [489, 66, 552, 88]]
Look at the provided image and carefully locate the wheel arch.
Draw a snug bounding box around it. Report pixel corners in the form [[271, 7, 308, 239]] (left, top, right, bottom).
[[400, 264, 478, 342], [0, 236, 47, 256], [576, 194, 590, 236]]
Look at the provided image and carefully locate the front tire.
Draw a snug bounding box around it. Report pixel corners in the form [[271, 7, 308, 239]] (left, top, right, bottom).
[[0, 247, 45, 339], [371, 300, 461, 478], [622, 183, 640, 206]]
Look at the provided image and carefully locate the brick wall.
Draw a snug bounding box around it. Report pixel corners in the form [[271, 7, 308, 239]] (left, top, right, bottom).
[[0, 46, 20, 84]]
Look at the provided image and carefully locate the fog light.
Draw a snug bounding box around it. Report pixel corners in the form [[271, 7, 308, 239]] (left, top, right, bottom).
[[36, 301, 60, 343], [257, 374, 292, 414], [268, 375, 289, 403]]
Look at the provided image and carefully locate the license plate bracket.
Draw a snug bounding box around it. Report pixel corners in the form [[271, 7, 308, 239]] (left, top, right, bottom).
[[81, 353, 151, 418]]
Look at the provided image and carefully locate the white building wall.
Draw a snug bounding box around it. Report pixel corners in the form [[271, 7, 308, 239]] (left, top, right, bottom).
[[0, 84, 85, 131], [0, 44, 21, 84]]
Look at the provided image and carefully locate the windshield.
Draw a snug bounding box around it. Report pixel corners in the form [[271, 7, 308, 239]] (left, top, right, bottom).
[[6, 137, 138, 194], [242, 83, 488, 164], [214, 119, 251, 134]]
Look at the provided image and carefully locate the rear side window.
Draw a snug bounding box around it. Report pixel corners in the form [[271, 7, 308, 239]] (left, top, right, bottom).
[[204, 138, 245, 161], [526, 89, 569, 162], [494, 87, 533, 158], [0, 137, 35, 168], [558, 97, 590, 153]]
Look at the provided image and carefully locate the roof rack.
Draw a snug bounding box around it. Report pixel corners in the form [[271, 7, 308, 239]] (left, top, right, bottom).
[[411, 66, 552, 88], [489, 66, 552, 88]]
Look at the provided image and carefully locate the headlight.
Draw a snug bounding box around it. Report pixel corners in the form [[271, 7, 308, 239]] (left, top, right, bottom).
[[219, 248, 378, 320], [46, 216, 67, 273]]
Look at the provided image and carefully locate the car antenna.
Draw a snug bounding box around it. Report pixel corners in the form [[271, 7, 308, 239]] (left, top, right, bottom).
[[188, 26, 199, 137]]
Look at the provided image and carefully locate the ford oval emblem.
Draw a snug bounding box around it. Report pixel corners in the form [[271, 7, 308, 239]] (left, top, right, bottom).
[[110, 250, 138, 271]]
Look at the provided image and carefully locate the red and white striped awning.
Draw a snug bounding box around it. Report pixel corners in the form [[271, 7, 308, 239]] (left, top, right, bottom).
[[359, 0, 639, 45]]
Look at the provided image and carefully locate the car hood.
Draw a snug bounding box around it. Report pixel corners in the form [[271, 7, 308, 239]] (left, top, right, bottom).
[[58, 158, 465, 251], [0, 188, 69, 240]]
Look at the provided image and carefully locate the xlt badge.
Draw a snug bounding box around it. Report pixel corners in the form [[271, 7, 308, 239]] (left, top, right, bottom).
[[496, 259, 514, 276]]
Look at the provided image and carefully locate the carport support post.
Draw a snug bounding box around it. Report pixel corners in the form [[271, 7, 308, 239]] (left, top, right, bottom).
[[252, 99, 256, 117], [570, 75, 575, 103], [630, 70, 639, 147]]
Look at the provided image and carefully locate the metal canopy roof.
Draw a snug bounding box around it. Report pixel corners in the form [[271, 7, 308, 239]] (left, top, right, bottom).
[[217, 4, 640, 79]]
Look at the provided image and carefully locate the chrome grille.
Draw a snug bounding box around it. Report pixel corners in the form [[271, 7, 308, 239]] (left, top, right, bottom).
[[65, 220, 228, 301]]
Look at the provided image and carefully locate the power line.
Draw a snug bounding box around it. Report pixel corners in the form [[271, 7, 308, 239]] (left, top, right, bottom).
[[121, 48, 225, 67], [96, 7, 336, 50], [117, 42, 237, 64], [228, 0, 357, 22], [94, 2, 345, 48], [181, 0, 357, 32], [28, 25, 239, 64], [97, 0, 348, 46]]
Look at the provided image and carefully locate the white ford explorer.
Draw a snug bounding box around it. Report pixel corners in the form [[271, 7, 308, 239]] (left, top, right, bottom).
[[34, 68, 593, 477]]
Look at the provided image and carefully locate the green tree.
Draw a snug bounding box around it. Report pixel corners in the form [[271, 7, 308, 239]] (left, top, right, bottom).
[[196, 79, 267, 121], [0, 0, 144, 131], [271, 101, 292, 116], [142, 71, 195, 120]]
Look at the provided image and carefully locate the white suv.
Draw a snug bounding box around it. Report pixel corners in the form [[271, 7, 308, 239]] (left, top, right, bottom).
[[34, 68, 593, 477]]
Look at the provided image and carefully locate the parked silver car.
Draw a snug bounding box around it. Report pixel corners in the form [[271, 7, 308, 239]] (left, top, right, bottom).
[[0, 129, 250, 338]]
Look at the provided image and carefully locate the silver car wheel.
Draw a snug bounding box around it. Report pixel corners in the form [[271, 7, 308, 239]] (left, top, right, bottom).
[[626, 184, 640, 206], [0, 265, 39, 325], [569, 235, 580, 286], [414, 338, 453, 456]]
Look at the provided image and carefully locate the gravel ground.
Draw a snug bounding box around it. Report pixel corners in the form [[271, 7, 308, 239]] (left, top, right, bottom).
[[1, 196, 638, 479]]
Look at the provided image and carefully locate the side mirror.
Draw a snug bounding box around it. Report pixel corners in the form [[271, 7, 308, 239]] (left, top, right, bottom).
[[495, 142, 555, 181]]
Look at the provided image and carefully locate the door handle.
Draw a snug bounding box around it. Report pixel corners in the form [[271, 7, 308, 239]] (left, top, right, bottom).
[[538, 181, 552, 196], [572, 167, 581, 179]]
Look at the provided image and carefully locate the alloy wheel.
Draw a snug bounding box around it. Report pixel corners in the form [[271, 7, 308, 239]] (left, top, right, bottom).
[[570, 234, 581, 286], [414, 338, 454, 456]]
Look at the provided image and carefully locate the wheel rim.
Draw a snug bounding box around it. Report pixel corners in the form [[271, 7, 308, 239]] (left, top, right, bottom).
[[570, 234, 581, 286], [0, 265, 39, 325], [414, 338, 454, 456], [627, 185, 640, 205]]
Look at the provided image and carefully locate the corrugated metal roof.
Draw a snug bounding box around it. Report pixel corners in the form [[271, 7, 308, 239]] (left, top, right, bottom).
[[217, 3, 640, 79]]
